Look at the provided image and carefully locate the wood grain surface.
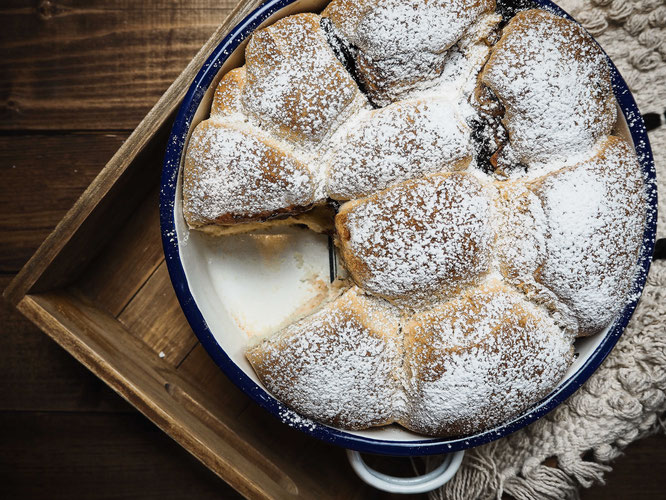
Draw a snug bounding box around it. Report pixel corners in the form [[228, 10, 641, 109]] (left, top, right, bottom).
[[1, 1, 664, 498]]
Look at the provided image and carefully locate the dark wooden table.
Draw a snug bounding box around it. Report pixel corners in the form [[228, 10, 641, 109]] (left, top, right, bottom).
[[1, 1, 664, 498]]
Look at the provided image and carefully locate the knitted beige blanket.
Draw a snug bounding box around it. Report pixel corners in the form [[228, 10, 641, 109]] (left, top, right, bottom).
[[434, 1, 666, 498]]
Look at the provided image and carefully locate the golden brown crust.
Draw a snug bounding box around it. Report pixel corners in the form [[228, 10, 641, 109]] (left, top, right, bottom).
[[182, 120, 316, 227], [401, 282, 573, 436], [241, 13, 363, 144], [335, 172, 493, 307], [323, 0, 496, 47], [321, 0, 366, 40], [479, 9, 616, 167], [211, 67, 246, 117], [528, 136, 645, 336], [493, 136, 645, 336], [246, 286, 404, 429], [177, 5, 646, 439], [326, 98, 472, 200], [324, 0, 496, 104]]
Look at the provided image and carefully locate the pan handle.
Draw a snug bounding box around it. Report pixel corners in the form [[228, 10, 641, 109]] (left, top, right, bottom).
[[346, 449, 465, 494]]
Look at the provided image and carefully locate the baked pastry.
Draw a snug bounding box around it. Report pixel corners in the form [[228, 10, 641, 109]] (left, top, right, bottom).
[[182, 12, 367, 232], [182, 121, 316, 227], [182, 3, 647, 437], [497, 136, 646, 336], [247, 281, 573, 436], [322, 0, 497, 105], [402, 281, 573, 436], [335, 172, 493, 307], [477, 9, 616, 168], [241, 13, 366, 144], [246, 286, 403, 430], [325, 97, 472, 200]]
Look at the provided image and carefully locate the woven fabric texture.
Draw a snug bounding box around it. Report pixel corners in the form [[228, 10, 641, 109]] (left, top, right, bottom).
[[433, 1, 665, 498]]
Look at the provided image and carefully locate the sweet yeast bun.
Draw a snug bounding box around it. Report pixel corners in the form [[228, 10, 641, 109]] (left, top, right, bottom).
[[479, 9, 616, 168], [247, 280, 574, 437], [182, 120, 316, 227], [495, 136, 645, 335], [326, 97, 472, 200], [209, 13, 367, 140], [323, 0, 496, 105], [530, 136, 645, 335], [183, 13, 368, 232], [242, 13, 366, 144], [246, 286, 404, 430], [335, 172, 493, 307], [210, 67, 246, 118], [401, 281, 573, 436]]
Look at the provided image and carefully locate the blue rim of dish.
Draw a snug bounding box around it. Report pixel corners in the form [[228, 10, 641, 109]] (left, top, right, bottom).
[[160, 0, 658, 456]]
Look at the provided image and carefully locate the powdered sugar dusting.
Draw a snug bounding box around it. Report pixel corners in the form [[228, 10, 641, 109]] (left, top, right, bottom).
[[277, 406, 318, 432], [337, 173, 493, 307], [403, 282, 573, 436], [481, 9, 616, 168], [242, 13, 364, 144], [493, 181, 580, 332], [179, 3, 650, 438], [324, 0, 495, 105], [532, 136, 646, 335], [246, 287, 404, 429], [326, 97, 471, 199], [495, 182, 546, 282], [183, 121, 315, 226], [210, 67, 245, 118]]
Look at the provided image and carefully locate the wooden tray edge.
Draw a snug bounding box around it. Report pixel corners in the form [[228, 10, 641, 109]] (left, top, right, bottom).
[[2, 0, 262, 307]]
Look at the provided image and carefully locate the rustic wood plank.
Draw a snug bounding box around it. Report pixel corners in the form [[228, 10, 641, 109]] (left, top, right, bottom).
[[0, 0, 237, 130], [580, 433, 666, 500], [0, 411, 243, 500], [0, 133, 126, 273], [178, 343, 253, 418], [177, 347, 344, 494], [4, 122, 166, 305], [177, 341, 423, 499], [4, 0, 269, 305], [0, 275, 130, 412], [74, 187, 165, 317], [117, 261, 197, 366], [17, 289, 344, 499], [230, 393, 424, 500], [164, 359, 380, 499]]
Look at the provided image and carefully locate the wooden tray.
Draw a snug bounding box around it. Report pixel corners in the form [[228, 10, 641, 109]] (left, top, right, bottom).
[[4, 1, 403, 497]]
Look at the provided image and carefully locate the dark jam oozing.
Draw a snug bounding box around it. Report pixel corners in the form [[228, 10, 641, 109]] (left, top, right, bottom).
[[320, 17, 354, 73], [327, 198, 342, 213], [469, 114, 529, 177], [320, 17, 381, 108], [495, 0, 540, 26], [469, 116, 501, 175], [321, 4, 536, 177], [469, 83, 509, 175]]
